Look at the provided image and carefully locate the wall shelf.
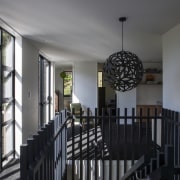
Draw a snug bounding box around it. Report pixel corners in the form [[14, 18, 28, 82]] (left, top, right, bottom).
[[144, 68, 162, 74], [139, 83, 162, 85], [137, 62, 163, 106], [141, 67, 162, 85]]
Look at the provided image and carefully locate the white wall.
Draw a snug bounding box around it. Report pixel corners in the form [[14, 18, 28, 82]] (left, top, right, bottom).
[[163, 23, 180, 111], [116, 88, 136, 123], [136, 85, 162, 105], [22, 38, 39, 143], [15, 34, 22, 155], [136, 62, 162, 105], [55, 67, 64, 110], [73, 62, 97, 114]]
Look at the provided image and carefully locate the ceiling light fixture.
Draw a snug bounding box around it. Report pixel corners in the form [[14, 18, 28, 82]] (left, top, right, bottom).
[[103, 17, 144, 92]]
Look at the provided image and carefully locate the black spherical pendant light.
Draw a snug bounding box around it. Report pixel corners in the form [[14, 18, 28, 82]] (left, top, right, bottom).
[[103, 17, 144, 92]]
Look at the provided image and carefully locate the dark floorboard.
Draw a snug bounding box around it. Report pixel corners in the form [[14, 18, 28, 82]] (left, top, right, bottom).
[[0, 159, 20, 180], [67, 117, 153, 160], [102, 118, 153, 160]]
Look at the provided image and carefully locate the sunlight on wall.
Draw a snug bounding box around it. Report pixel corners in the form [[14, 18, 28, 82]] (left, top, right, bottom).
[[15, 36, 22, 156], [72, 93, 80, 103], [51, 63, 55, 120]]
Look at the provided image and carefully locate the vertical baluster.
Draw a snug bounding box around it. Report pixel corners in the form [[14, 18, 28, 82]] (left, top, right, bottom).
[[64, 114, 67, 180], [72, 109, 75, 180], [80, 108, 83, 180], [44, 126, 50, 179], [50, 121, 54, 180], [117, 108, 120, 180], [167, 110, 170, 145], [124, 108, 127, 174], [131, 108, 135, 166], [44, 128, 50, 180], [124, 108, 127, 144], [161, 108, 165, 149], [87, 108, 90, 180], [27, 138, 35, 179], [20, 144, 29, 180], [53, 118, 56, 180], [146, 108, 150, 146], [153, 108, 157, 148], [165, 109, 168, 145], [34, 134, 43, 179], [38, 130, 46, 180], [95, 108, 98, 180], [60, 112, 63, 179], [109, 109, 112, 180], [139, 108, 142, 144], [171, 111, 175, 146], [174, 112, 179, 167], [102, 108, 105, 180]]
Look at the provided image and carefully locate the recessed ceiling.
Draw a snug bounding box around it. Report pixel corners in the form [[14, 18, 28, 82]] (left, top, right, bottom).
[[1, 0, 180, 66]]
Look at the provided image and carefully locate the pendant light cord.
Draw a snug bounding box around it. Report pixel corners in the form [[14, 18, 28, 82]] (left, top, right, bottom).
[[119, 17, 126, 51], [122, 20, 124, 51]]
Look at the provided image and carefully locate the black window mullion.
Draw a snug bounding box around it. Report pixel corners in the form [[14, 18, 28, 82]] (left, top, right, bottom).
[[39, 56, 44, 127], [12, 35, 15, 158], [48, 62, 51, 122]]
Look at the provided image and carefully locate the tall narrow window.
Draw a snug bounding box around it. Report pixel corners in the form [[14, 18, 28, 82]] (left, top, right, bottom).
[[63, 71, 72, 97], [39, 56, 51, 127], [98, 71, 103, 87], [0, 29, 15, 169]]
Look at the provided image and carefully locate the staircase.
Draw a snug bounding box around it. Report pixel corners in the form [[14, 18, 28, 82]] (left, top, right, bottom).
[[121, 145, 180, 180]]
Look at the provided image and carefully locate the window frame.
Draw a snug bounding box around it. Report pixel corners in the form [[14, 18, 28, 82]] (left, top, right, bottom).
[[0, 28, 15, 170]]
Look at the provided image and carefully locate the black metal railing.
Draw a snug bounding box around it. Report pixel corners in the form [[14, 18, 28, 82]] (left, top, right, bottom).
[[67, 107, 162, 180], [20, 107, 166, 180], [20, 110, 68, 180], [122, 108, 180, 180]]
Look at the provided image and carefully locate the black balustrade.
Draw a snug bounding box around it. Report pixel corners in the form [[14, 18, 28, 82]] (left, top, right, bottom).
[[20, 110, 68, 180], [20, 107, 180, 180]]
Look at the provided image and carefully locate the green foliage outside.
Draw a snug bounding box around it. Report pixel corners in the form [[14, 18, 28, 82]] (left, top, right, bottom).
[[64, 72, 72, 96]]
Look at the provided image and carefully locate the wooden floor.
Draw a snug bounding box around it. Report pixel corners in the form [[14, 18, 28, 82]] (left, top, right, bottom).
[[0, 159, 20, 180], [102, 118, 153, 160], [67, 118, 153, 160]]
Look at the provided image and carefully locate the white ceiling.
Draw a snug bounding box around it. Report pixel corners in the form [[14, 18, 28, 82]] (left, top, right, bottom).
[[1, 0, 180, 66]]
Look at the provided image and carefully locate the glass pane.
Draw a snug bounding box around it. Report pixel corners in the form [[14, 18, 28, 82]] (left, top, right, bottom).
[[0, 30, 14, 167], [39, 57, 51, 126], [64, 72, 72, 96], [45, 62, 50, 123], [2, 124, 13, 157], [2, 31, 14, 67], [2, 102, 13, 123], [3, 71, 12, 98], [98, 71, 103, 87]]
